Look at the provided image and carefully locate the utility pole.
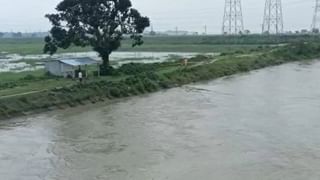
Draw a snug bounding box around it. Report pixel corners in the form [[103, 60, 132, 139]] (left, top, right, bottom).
[[312, 0, 320, 32], [222, 0, 244, 35], [262, 0, 284, 34], [204, 25, 207, 35], [150, 24, 156, 36]]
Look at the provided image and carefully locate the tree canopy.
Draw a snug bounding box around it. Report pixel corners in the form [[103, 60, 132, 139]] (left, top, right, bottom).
[[44, 0, 150, 68]]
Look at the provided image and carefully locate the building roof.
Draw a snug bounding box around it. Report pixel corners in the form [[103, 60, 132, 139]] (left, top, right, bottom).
[[59, 57, 100, 66]]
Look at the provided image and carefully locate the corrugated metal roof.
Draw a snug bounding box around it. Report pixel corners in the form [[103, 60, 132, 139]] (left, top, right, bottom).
[[59, 57, 99, 66]]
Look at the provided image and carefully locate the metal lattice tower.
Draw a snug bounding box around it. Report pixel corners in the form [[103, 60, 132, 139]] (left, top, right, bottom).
[[262, 0, 284, 34], [222, 0, 244, 35], [311, 0, 320, 31]]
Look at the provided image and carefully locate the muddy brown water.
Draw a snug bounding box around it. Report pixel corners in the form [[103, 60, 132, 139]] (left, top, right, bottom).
[[1, 61, 320, 180]]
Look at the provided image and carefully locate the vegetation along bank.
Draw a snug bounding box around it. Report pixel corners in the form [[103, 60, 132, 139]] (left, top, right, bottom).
[[0, 42, 319, 120]]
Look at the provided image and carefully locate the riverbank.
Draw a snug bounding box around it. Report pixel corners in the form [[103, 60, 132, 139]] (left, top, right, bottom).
[[0, 42, 320, 119], [3, 59, 320, 180]]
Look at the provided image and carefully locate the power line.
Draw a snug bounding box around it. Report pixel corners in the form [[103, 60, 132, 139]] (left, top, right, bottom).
[[312, 0, 320, 31], [204, 25, 207, 35], [262, 0, 284, 34], [222, 0, 244, 35]]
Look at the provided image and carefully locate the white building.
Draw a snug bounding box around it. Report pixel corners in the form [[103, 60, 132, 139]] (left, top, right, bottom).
[[45, 57, 100, 78]]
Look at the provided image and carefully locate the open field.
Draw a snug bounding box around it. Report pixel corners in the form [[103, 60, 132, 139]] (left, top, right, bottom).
[[0, 36, 257, 55], [2, 34, 320, 55]]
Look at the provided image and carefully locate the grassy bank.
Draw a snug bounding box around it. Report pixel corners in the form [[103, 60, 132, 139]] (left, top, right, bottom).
[[0, 42, 319, 119]]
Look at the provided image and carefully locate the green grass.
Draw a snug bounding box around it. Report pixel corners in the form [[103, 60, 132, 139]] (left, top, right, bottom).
[[0, 79, 74, 97], [0, 69, 45, 82], [2, 34, 320, 55], [0, 38, 90, 55], [0, 68, 129, 97], [0, 70, 74, 97], [120, 44, 262, 53], [0, 37, 259, 55]]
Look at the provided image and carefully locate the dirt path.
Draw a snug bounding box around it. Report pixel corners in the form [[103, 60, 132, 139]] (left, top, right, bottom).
[[0, 90, 45, 99]]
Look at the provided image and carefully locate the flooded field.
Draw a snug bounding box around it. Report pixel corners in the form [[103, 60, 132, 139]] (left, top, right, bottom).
[[0, 51, 213, 72], [1, 60, 320, 180]]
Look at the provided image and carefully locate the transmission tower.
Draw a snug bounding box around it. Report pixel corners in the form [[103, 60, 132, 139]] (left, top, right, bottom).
[[262, 0, 284, 34], [311, 0, 320, 32], [222, 0, 244, 35]]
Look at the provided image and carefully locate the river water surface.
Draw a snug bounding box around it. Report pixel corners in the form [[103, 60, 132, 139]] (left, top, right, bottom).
[[1, 61, 320, 180]]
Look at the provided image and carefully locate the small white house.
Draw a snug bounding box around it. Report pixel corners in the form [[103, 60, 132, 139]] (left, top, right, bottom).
[[45, 57, 100, 78]]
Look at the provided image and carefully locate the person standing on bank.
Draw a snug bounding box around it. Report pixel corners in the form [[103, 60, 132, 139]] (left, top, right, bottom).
[[78, 71, 83, 84]]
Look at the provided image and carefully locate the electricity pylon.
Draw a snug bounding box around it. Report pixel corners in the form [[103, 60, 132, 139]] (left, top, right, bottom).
[[311, 0, 320, 32], [262, 0, 284, 34], [222, 0, 244, 35]]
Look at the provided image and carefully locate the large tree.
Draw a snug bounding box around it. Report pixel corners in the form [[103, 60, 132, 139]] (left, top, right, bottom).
[[44, 0, 150, 70]]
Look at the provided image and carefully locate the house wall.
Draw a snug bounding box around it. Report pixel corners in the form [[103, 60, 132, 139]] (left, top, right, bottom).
[[45, 61, 62, 76], [60, 63, 75, 77], [45, 61, 75, 77]]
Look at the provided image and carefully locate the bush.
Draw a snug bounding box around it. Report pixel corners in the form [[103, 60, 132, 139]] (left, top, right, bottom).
[[99, 65, 118, 76], [93, 71, 99, 77], [109, 87, 121, 98], [118, 63, 157, 75], [21, 74, 37, 81], [220, 52, 228, 56], [0, 82, 19, 90], [189, 55, 210, 62]]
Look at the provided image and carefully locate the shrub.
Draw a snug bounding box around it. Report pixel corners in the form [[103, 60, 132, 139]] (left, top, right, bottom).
[[99, 65, 118, 76], [21, 74, 37, 81], [109, 87, 121, 98], [189, 55, 210, 62], [0, 82, 19, 90], [118, 63, 157, 75]]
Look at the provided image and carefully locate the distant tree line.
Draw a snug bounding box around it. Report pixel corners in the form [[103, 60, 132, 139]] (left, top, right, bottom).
[[0, 32, 48, 38], [0, 32, 22, 38]]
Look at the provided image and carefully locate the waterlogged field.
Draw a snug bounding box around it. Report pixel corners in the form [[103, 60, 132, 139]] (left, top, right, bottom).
[[4, 34, 310, 72], [0, 35, 280, 73], [0, 51, 213, 72]]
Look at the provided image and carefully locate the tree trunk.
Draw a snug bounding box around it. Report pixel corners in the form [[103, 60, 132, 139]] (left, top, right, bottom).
[[99, 53, 113, 76], [102, 54, 110, 68]]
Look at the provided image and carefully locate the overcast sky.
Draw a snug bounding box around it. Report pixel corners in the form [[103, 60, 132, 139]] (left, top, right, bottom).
[[0, 0, 315, 34]]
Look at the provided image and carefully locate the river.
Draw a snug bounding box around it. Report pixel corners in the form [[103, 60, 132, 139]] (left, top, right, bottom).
[[1, 60, 320, 180]]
